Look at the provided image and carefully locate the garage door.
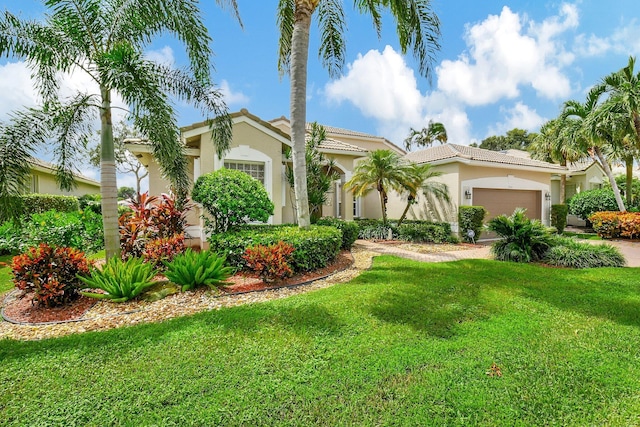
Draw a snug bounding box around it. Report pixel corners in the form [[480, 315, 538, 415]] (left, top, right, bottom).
[[472, 188, 541, 221]]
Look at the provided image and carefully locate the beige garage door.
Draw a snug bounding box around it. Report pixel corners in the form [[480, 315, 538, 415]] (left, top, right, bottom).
[[473, 188, 542, 221]]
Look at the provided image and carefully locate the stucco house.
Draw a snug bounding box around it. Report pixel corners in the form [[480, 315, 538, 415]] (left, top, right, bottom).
[[27, 158, 101, 196], [125, 109, 403, 246]]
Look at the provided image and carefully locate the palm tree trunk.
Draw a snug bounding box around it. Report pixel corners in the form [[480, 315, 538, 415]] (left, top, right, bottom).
[[397, 195, 415, 227], [379, 188, 388, 225], [626, 155, 634, 206], [100, 86, 120, 259], [593, 146, 626, 212], [289, 1, 316, 229]]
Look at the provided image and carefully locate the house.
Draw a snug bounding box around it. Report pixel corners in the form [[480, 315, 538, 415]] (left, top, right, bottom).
[[560, 159, 607, 226], [27, 158, 101, 196], [386, 144, 569, 230], [125, 109, 401, 247]]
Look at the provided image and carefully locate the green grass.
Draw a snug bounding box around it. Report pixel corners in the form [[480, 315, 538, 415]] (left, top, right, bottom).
[[0, 254, 13, 294], [562, 231, 601, 240], [2, 257, 640, 425]]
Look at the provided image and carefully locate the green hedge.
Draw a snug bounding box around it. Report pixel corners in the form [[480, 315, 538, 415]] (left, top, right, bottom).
[[458, 206, 487, 242], [315, 217, 359, 249], [397, 222, 454, 243], [21, 194, 79, 215], [551, 204, 568, 234], [208, 225, 342, 272]]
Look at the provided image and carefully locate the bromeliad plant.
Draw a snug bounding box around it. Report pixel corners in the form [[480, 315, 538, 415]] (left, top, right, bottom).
[[163, 249, 234, 291], [79, 257, 158, 302], [487, 208, 553, 263]]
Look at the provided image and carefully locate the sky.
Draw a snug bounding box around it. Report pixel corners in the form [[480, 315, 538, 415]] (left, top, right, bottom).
[[1, 0, 640, 188]]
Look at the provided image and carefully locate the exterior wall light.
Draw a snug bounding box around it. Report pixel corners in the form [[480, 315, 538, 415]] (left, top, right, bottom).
[[545, 191, 551, 201], [464, 189, 472, 200]]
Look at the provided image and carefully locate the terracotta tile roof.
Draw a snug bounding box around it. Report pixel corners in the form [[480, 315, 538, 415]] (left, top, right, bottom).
[[567, 159, 600, 172], [316, 136, 367, 153], [308, 123, 380, 139], [405, 144, 566, 171]]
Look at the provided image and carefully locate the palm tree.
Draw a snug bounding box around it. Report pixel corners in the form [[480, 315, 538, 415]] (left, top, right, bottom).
[[345, 149, 408, 225], [0, 0, 239, 259], [562, 88, 626, 211], [530, 117, 586, 203], [396, 162, 449, 226], [277, 0, 442, 228], [403, 121, 447, 151]]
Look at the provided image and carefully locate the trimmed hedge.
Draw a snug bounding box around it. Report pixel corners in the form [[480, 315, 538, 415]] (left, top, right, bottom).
[[568, 189, 620, 220], [589, 211, 640, 239], [397, 222, 454, 243], [21, 194, 79, 215], [458, 206, 486, 242], [315, 217, 359, 249], [550, 204, 568, 234], [208, 225, 341, 272]]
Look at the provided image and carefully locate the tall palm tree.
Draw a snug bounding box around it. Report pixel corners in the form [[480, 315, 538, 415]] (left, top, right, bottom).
[[396, 162, 449, 226], [345, 149, 408, 225], [562, 88, 626, 211], [277, 0, 442, 228], [0, 0, 239, 259], [530, 117, 586, 203], [403, 121, 447, 151]]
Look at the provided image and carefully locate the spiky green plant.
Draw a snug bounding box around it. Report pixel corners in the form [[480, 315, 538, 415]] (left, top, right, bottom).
[[163, 249, 234, 291], [79, 257, 158, 302], [487, 208, 553, 263]]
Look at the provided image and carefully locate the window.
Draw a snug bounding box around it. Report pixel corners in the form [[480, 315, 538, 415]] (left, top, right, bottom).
[[224, 161, 265, 185], [353, 196, 361, 218]]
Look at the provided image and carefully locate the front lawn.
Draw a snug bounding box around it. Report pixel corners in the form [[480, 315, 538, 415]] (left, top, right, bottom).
[[0, 254, 12, 294], [1, 256, 640, 425]]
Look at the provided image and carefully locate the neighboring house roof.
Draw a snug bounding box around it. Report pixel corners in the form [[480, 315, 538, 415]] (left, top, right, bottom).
[[315, 136, 367, 154], [182, 109, 292, 143], [406, 143, 567, 172], [567, 159, 602, 173], [29, 157, 100, 186]]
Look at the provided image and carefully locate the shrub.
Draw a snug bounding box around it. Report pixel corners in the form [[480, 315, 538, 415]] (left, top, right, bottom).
[[397, 222, 452, 243], [315, 217, 359, 249], [79, 257, 158, 302], [209, 225, 341, 272], [355, 219, 397, 240], [78, 193, 102, 214], [243, 241, 295, 283], [487, 208, 553, 263], [192, 168, 274, 233], [544, 238, 626, 268], [163, 249, 234, 291], [143, 234, 186, 267], [458, 206, 486, 242], [550, 204, 568, 234], [23, 209, 105, 254], [589, 211, 621, 239], [568, 189, 620, 221], [618, 212, 640, 239], [0, 220, 23, 255], [21, 194, 79, 215], [11, 244, 91, 307]]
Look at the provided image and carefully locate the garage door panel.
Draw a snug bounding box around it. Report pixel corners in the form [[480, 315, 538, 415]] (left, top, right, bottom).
[[473, 188, 541, 220]]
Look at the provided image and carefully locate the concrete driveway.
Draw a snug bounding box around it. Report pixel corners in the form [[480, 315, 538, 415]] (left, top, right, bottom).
[[591, 239, 640, 267]]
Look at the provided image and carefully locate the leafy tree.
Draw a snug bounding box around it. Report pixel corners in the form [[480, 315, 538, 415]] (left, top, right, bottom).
[[277, 0, 442, 228], [0, 0, 239, 259], [192, 169, 275, 233], [396, 163, 449, 226], [87, 122, 148, 196], [285, 122, 339, 223], [475, 128, 536, 151], [568, 188, 620, 220], [118, 186, 136, 201], [403, 121, 447, 151], [345, 149, 408, 226]]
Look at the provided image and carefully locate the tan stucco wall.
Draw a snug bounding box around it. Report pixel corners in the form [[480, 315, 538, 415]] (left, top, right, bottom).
[[34, 171, 100, 197]]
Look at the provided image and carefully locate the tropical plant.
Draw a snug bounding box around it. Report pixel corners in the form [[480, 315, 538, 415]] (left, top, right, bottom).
[[0, 0, 239, 259], [396, 163, 449, 227], [163, 249, 234, 291], [487, 208, 553, 263], [285, 122, 340, 222], [403, 121, 447, 151], [277, 0, 442, 228], [12, 244, 91, 307], [79, 256, 158, 302], [143, 234, 186, 267], [458, 206, 486, 242], [345, 150, 409, 225], [544, 237, 625, 268], [192, 169, 275, 233], [550, 204, 569, 234], [243, 241, 295, 283]]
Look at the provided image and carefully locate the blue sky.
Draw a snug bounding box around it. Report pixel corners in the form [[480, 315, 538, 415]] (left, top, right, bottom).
[[1, 1, 640, 186]]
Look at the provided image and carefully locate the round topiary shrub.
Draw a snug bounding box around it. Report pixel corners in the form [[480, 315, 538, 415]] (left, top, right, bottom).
[[192, 169, 274, 233], [568, 189, 620, 221]]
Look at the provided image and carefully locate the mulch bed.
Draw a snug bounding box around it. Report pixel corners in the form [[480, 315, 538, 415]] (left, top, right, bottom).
[[2, 250, 354, 325]]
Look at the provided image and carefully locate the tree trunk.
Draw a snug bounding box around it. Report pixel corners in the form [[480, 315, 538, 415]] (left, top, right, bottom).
[[626, 155, 634, 206], [100, 86, 120, 260], [379, 188, 388, 225], [397, 195, 415, 227], [289, 2, 315, 229], [593, 146, 626, 212]]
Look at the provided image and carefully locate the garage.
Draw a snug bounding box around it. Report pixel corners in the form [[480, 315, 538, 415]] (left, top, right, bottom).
[[472, 188, 542, 221]]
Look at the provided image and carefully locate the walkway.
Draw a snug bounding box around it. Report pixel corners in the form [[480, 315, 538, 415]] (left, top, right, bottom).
[[354, 240, 492, 263]]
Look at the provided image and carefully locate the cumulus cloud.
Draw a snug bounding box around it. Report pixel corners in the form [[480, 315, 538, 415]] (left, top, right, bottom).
[[0, 61, 38, 121], [437, 5, 576, 105], [574, 21, 640, 57], [219, 79, 250, 106], [488, 102, 546, 136], [144, 46, 175, 66]]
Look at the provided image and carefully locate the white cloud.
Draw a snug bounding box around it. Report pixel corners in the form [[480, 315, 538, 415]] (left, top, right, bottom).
[[574, 21, 640, 57], [488, 102, 546, 136], [219, 79, 250, 106], [437, 5, 576, 105], [0, 61, 38, 121], [144, 46, 175, 66]]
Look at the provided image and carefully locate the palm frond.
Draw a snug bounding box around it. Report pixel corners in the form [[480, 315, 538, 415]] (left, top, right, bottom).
[[317, 0, 346, 78], [276, 0, 295, 77], [354, 0, 382, 37]]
